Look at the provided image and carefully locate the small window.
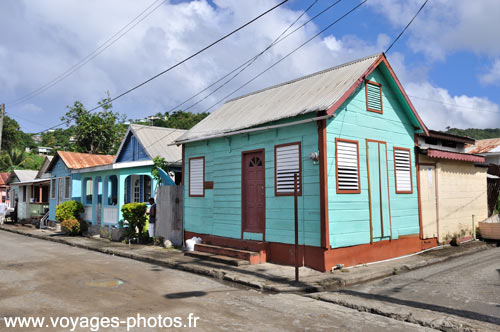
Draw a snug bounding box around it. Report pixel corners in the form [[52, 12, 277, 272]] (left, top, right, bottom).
[[394, 147, 412, 194], [442, 141, 457, 148], [189, 157, 205, 197], [51, 178, 56, 199], [22, 186, 26, 203], [424, 137, 438, 145], [84, 178, 93, 204], [64, 177, 71, 199], [336, 138, 360, 194], [134, 179, 141, 202], [365, 80, 383, 113], [275, 142, 301, 196]]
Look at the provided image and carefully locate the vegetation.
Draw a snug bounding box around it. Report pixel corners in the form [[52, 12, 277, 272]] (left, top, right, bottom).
[[0, 149, 44, 172], [61, 217, 81, 236], [135, 110, 209, 130], [121, 202, 148, 242], [1, 116, 36, 151], [40, 128, 76, 151], [151, 156, 169, 184], [61, 92, 127, 155], [444, 127, 500, 140], [55, 200, 85, 222]]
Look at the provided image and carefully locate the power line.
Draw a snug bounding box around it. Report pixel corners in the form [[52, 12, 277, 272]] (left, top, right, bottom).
[[33, 0, 290, 135], [197, 0, 368, 115], [385, 0, 429, 54], [409, 94, 500, 114], [7, 0, 167, 107], [179, 0, 341, 114]]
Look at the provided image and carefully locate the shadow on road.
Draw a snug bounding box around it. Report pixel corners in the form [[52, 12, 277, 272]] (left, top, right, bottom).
[[338, 290, 500, 326], [164, 291, 207, 299]]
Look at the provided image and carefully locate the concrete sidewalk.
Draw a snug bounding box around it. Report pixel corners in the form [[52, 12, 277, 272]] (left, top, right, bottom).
[[0, 224, 491, 293]]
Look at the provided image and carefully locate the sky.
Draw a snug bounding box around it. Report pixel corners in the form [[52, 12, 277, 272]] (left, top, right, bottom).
[[1, 0, 500, 133]]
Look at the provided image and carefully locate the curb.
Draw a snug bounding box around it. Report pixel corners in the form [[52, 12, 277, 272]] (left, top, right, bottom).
[[0, 226, 489, 295], [307, 293, 498, 332]]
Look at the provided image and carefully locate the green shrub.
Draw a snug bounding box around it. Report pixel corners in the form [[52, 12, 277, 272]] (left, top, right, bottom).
[[61, 217, 81, 236], [56, 200, 87, 234], [121, 202, 148, 242], [56, 200, 84, 222]]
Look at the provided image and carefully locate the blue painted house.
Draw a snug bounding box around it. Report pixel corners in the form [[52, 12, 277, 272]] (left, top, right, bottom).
[[72, 124, 186, 227], [175, 53, 431, 271], [46, 151, 115, 222]]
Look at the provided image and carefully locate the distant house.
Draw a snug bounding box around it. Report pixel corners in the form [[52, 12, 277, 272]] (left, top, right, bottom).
[[0, 173, 10, 205], [466, 138, 500, 164], [417, 130, 487, 243], [6, 157, 52, 222], [71, 124, 185, 227], [175, 53, 431, 271], [36, 147, 53, 155], [46, 151, 114, 222]]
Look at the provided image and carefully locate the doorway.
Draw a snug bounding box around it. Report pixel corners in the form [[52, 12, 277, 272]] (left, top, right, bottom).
[[242, 150, 265, 235], [366, 140, 392, 242]]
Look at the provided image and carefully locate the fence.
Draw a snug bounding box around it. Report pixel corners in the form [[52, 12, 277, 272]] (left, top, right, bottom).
[[156, 185, 184, 247]]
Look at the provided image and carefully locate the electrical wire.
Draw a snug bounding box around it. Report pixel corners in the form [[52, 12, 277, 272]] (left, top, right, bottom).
[[7, 0, 167, 107], [32, 0, 290, 134], [385, 0, 429, 54], [197, 0, 368, 114]]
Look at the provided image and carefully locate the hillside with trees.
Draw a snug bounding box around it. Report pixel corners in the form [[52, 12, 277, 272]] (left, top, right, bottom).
[[444, 127, 500, 140]]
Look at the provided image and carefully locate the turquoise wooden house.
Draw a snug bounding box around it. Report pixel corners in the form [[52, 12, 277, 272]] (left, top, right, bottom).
[[46, 151, 115, 222], [175, 53, 431, 271], [72, 124, 186, 227]]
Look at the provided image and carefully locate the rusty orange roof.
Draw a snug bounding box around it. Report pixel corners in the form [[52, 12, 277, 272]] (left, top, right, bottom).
[[0, 172, 10, 185], [48, 151, 114, 171], [466, 138, 500, 154]]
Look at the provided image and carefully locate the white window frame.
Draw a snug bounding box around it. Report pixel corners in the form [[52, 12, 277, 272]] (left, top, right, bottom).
[[394, 147, 413, 194], [189, 157, 205, 197], [275, 142, 301, 196], [336, 138, 361, 194]]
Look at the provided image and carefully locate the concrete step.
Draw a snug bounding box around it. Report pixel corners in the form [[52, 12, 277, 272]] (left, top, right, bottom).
[[194, 243, 263, 264], [184, 251, 250, 266]]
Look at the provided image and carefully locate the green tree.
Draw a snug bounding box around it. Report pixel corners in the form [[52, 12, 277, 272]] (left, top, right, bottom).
[[0, 150, 43, 172], [151, 156, 169, 185], [61, 92, 126, 154], [135, 111, 209, 130], [1, 116, 22, 151]]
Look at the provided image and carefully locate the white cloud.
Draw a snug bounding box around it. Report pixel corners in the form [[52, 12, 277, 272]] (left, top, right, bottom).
[[367, 0, 500, 60], [0, 0, 497, 133], [479, 58, 500, 85]]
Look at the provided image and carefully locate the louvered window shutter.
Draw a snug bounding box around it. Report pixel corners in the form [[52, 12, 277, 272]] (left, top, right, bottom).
[[394, 148, 412, 193], [336, 139, 360, 193], [366, 81, 383, 113], [189, 158, 204, 197], [275, 143, 301, 195]]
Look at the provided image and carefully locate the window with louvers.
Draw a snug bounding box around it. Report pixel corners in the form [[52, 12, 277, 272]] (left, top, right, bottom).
[[336, 139, 360, 194], [64, 177, 70, 198], [365, 80, 383, 113], [394, 148, 412, 193], [189, 157, 205, 197], [275, 143, 301, 195]]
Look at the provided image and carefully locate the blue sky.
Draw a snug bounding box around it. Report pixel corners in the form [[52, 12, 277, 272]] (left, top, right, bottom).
[[1, 0, 499, 133]]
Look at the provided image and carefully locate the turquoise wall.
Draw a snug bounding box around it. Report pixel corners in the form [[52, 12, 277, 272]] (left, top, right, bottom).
[[184, 115, 322, 246], [326, 67, 420, 248], [74, 165, 157, 225]]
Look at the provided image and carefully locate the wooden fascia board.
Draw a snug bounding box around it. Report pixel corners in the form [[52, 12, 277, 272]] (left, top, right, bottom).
[[326, 54, 429, 136]]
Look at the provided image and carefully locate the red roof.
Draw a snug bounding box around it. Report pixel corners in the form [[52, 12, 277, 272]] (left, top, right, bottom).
[[54, 151, 114, 170], [426, 149, 485, 163], [466, 138, 500, 154], [0, 172, 9, 185]]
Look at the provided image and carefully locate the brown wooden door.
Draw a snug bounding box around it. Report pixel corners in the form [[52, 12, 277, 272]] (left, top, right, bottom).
[[242, 150, 265, 234]]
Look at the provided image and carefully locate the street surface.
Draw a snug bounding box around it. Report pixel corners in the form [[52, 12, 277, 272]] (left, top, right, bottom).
[[343, 245, 500, 326], [0, 231, 435, 331]]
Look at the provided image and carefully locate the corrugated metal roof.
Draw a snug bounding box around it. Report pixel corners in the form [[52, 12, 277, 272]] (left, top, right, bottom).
[[466, 138, 500, 154], [57, 151, 114, 170], [115, 124, 186, 165], [426, 148, 485, 163], [10, 170, 38, 183], [419, 130, 475, 144], [175, 53, 382, 143]]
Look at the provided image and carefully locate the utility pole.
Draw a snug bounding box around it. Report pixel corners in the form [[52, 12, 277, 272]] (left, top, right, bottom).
[[0, 104, 4, 151]]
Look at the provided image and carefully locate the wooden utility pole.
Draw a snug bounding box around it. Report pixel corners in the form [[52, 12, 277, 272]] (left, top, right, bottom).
[[0, 104, 4, 151], [294, 173, 299, 282]]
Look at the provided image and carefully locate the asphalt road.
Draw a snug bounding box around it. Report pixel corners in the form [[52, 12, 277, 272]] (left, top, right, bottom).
[[0, 231, 436, 332], [343, 245, 500, 326]]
